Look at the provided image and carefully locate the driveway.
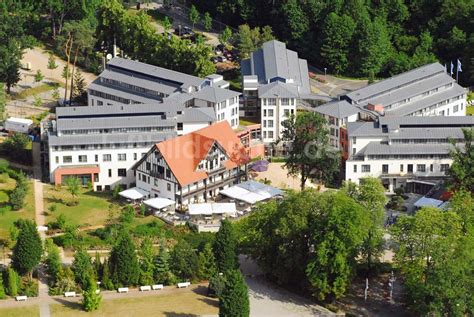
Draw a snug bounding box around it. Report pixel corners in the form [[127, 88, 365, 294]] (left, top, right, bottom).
[[239, 256, 335, 317]]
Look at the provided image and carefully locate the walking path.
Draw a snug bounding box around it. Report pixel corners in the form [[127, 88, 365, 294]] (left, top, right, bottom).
[[32, 142, 50, 317]]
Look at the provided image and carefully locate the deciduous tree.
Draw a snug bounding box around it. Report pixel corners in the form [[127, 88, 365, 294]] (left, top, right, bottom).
[[282, 112, 340, 190]]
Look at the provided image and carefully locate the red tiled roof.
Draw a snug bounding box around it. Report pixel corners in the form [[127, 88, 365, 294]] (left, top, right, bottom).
[[156, 121, 249, 186]]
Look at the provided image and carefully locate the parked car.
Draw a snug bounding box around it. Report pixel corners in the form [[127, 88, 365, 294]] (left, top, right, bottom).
[[217, 56, 227, 62]]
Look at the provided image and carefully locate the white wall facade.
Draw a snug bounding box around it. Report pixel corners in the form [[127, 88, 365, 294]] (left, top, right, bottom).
[[49, 145, 151, 190], [260, 97, 296, 143]]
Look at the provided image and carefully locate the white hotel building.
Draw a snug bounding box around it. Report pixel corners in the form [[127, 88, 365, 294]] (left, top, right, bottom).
[[43, 57, 243, 189], [343, 62, 467, 117], [345, 116, 474, 193]]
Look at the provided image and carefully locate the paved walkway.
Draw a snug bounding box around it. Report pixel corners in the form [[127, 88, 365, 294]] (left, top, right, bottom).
[[32, 142, 50, 317]]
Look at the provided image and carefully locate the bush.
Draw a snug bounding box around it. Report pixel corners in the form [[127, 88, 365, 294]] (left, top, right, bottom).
[[0, 173, 9, 183], [20, 279, 38, 297]]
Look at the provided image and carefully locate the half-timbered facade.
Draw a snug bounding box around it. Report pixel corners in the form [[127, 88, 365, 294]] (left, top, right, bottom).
[[133, 121, 249, 207]]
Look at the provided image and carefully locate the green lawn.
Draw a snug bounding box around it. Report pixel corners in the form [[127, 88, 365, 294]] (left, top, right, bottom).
[[0, 306, 40, 317], [239, 118, 260, 126], [44, 185, 118, 228], [51, 287, 218, 317], [0, 178, 35, 240], [467, 105, 474, 116]]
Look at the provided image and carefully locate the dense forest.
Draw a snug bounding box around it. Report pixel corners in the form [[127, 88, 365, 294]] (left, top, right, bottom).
[[190, 0, 474, 86]]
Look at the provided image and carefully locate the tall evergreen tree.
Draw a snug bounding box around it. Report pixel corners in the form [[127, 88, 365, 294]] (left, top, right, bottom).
[[45, 240, 62, 284], [213, 220, 238, 273], [170, 240, 199, 281], [82, 275, 101, 312], [6, 267, 20, 296], [11, 219, 42, 277], [198, 242, 217, 280], [72, 249, 94, 289], [219, 270, 249, 317], [139, 237, 155, 285], [101, 258, 114, 290], [0, 271, 5, 299], [154, 245, 172, 285], [109, 231, 140, 286]]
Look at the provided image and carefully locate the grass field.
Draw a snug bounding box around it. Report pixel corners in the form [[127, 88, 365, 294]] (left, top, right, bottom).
[[50, 288, 218, 317], [0, 305, 40, 317], [12, 82, 60, 100], [0, 178, 35, 240], [44, 185, 118, 228]]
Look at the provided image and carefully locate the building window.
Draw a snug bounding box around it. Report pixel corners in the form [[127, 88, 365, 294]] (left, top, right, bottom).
[[118, 153, 126, 161], [96, 185, 102, 191], [166, 168, 171, 178], [94, 174, 99, 182], [362, 165, 371, 173], [352, 137, 356, 145], [267, 120, 274, 128], [454, 105, 459, 112], [268, 131, 274, 139], [167, 183, 171, 191], [408, 164, 413, 173], [284, 109, 290, 117], [268, 109, 274, 117], [400, 164, 404, 172], [281, 98, 290, 105], [353, 165, 357, 173], [430, 164, 433, 172], [154, 178, 158, 186], [55, 156, 59, 164], [146, 162, 151, 170], [382, 164, 388, 174], [118, 169, 126, 177], [103, 154, 111, 162], [95, 155, 98, 162], [417, 164, 426, 172], [63, 156, 72, 163], [440, 164, 449, 172], [352, 148, 356, 155], [134, 153, 137, 160], [108, 169, 112, 177], [267, 98, 276, 106]]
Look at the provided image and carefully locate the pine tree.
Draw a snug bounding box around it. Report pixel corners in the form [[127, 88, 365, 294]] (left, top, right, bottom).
[[6, 267, 20, 296], [82, 275, 101, 312], [198, 242, 217, 280], [47, 53, 58, 71], [139, 237, 155, 285], [0, 271, 6, 299], [34, 70, 44, 83], [11, 220, 42, 277], [101, 258, 114, 290], [93, 252, 101, 280], [45, 240, 62, 284], [154, 245, 172, 285], [170, 240, 199, 281], [109, 231, 140, 286], [219, 270, 249, 317], [51, 267, 76, 295], [72, 69, 86, 102], [72, 249, 94, 289], [213, 220, 238, 273]]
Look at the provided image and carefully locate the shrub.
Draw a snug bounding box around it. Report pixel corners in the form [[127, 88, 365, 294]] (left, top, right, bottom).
[[0, 173, 9, 183], [20, 278, 38, 297]]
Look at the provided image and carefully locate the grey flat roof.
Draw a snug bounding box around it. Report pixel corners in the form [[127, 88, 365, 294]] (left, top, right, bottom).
[[379, 115, 474, 126], [348, 116, 474, 137], [366, 73, 455, 107], [313, 100, 360, 119], [241, 40, 311, 94], [258, 81, 299, 98], [179, 107, 216, 122], [385, 85, 466, 116], [360, 143, 454, 156], [346, 63, 445, 102], [49, 131, 175, 146], [390, 128, 466, 139], [192, 86, 240, 103], [99, 69, 179, 96], [57, 116, 176, 131], [56, 102, 181, 118], [107, 57, 203, 89], [88, 82, 158, 104]]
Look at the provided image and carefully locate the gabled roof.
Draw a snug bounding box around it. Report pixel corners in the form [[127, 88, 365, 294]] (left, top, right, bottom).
[[192, 86, 240, 103], [241, 40, 311, 95], [153, 121, 249, 186], [313, 100, 360, 119], [258, 81, 299, 98]]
